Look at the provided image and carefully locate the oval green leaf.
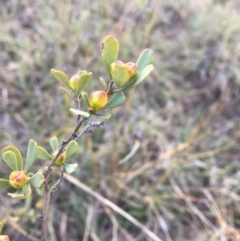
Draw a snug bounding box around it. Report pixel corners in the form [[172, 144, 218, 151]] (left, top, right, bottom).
[[0, 179, 10, 190], [118, 64, 154, 91], [36, 146, 52, 160], [2, 151, 18, 171], [76, 72, 92, 96], [104, 91, 125, 109], [2, 146, 23, 170], [29, 171, 45, 188], [24, 140, 37, 172], [49, 136, 59, 152], [66, 140, 78, 158], [101, 35, 119, 78], [63, 163, 78, 174], [136, 49, 154, 73], [69, 108, 90, 118], [51, 68, 70, 88], [94, 112, 111, 119]]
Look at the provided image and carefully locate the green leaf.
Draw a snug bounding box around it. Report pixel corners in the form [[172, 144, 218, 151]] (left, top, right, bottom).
[[8, 184, 32, 199], [81, 92, 90, 107], [24, 140, 37, 172], [118, 65, 154, 91], [0, 221, 2, 234], [29, 171, 45, 188], [63, 163, 78, 174], [0, 179, 10, 190], [51, 68, 70, 88], [2, 151, 18, 171], [76, 72, 92, 96], [104, 92, 126, 109], [66, 141, 78, 158], [101, 35, 119, 78], [99, 77, 107, 91], [110, 61, 134, 87], [36, 146, 52, 160], [69, 108, 90, 118], [2, 145, 23, 170], [59, 87, 72, 98], [94, 112, 111, 119], [49, 136, 59, 152], [136, 49, 154, 73]]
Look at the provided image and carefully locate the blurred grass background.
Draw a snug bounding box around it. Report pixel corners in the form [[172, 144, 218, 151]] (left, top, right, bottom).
[[1, 0, 240, 240]]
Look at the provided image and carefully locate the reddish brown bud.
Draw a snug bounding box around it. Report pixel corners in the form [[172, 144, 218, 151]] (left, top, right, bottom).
[[89, 91, 108, 112], [0, 235, 10, 241], [9, 171, 28, 189], [126, 62, 138, 81], [110, 61, 138, 87], [52, 151, 66, 166]]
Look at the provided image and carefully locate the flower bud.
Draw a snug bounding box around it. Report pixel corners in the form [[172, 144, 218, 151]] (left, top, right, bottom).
[[9, 171, 28, 189], [52, 151, 66, 166], [110, 61, 138, 87], [126, 62, 138, 81], [69, 71, 87, 91], [0, 235, 9, 241], [89, 91, 108, 112], [69, 74, 79, 91]]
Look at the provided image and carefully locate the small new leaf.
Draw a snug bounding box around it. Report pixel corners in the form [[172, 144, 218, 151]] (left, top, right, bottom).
[[82, 92, 90, 107], [99, 77, 107, 91]]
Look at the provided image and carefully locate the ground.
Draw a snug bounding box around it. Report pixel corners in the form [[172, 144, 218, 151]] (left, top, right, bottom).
[[0, 0, 240, 240]]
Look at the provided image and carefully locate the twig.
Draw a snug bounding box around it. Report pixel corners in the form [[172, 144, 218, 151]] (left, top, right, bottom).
[[41, 115, 88, 241], [75, 121, 104, 141], [65, 174, 163, 241]]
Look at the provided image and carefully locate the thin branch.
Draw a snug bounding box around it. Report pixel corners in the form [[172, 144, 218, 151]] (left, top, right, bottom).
[[41, 115, 89, 241], [75, 121, 104, 141]]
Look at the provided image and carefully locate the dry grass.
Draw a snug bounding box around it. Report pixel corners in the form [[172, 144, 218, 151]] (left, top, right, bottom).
[[1, 0, 240, 240]]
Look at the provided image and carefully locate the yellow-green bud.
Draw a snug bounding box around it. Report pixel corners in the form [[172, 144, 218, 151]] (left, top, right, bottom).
[[69, 74, 79, 91], [52, 151, 66, 166], [126, 62, 138, 81], [89, 91, 108, 112], [9, 171, 28, 189], [110, 61, 138, 87], [0, 235, 9, 241], [69, 71, 87, 91]]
